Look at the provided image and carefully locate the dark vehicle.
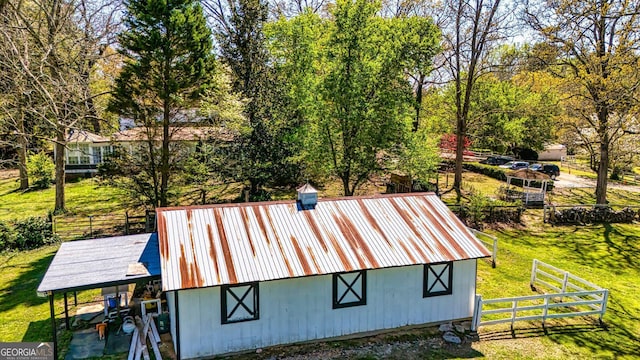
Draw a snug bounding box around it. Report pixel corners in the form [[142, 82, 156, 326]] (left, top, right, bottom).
[[530, 163, 560, 180], [479, 156, 514, 166]]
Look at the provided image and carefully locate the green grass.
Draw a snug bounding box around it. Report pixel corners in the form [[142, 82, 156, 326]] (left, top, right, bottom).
[[474, 219, 640, 359], [0, 245, 102, 360], [548, 187, 640, 205], [0, 175, 130, 221]]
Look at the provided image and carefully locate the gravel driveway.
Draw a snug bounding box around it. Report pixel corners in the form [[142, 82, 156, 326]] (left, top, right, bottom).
[[553, 173, 640, 193]]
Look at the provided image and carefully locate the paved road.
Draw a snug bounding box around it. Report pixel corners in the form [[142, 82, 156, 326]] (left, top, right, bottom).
[[553, 173, 640, 193]]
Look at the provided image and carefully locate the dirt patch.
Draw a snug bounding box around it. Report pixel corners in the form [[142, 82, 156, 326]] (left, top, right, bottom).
[[0, 169, 18, 180], [225, 325, 481, 360]]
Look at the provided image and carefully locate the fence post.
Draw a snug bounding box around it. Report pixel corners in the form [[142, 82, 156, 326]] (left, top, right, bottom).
[[511, 300, 517, 331], [471, 295, 483, 332], [600, 290, 609, 325], [561, 272, 569, 294], [530, 259, 538, 290], [89, 215, 93, 238], [543, 205, 547, 223], [492, 237, 497, 268], [125, 212, 129, 235], [542, 296, 549, 328]]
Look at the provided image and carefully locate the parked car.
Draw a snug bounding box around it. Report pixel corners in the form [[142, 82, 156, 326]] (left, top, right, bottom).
[[499, 161, 530, 170], [530, 163, 560, 180], [480, 156, 514, 166]]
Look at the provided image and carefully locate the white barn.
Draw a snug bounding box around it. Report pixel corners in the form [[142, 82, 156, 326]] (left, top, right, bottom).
[[157, 191, 491, 359]]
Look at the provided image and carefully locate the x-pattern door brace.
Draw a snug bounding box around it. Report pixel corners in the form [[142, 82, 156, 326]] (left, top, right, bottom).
[[227, 285, 254, 318], [337, 272, 362, 304], [427, 264, 450, 293]]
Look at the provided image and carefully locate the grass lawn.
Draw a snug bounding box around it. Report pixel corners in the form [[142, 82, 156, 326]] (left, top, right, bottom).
[[0, 172, 130, 221], [472, 216, 640, 359]]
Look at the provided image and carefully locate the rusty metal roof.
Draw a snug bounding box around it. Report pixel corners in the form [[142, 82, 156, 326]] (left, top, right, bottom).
[[156, 193, 491, 291]]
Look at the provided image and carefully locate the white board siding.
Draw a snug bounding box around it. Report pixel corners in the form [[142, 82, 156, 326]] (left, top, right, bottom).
[[166, 291, 176, 352], [177, 259, 477, 359]]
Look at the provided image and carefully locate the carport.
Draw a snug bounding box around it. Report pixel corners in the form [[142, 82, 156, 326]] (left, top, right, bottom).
[[37, 233, 161, 359]]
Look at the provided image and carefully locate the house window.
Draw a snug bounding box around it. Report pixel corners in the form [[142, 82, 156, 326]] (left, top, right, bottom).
[[93, 147, 102, 164], [333, 270, 366, 309], [67, 144, 79, 165], [78, 144, 90, 164], [423, 262, 453, 297], [221, 282, 259, 324]]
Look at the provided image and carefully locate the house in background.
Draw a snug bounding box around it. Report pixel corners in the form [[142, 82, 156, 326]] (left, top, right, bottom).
[[538, 144, 567, 161], [62, 126, 233, 177], [64, 130, 112, 176], [157, 190, 491, 358]]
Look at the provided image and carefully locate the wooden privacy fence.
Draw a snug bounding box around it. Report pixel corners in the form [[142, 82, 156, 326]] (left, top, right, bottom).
[[52, 210, 156, 241], [471, 259, 609, 332], [468, 228, 497, 268]]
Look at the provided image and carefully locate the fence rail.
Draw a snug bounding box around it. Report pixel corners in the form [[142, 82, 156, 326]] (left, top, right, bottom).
[[469, 228, 497, 268], [472, 259, 608, 332], [53, 210, 155, 241]]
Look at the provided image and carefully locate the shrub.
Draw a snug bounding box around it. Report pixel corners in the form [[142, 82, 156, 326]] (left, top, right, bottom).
[[27, 152, 55, 189], [0, 220, 16, 250], [12, 216, 58, 250], [463, 162, 507, 181]]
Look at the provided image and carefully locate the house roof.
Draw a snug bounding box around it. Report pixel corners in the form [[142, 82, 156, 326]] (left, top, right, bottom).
[[66, 129, 110, 143], [543, 144, 566, 151], [156, 193, 491, 292], [113, 126, 234, 142], [37, 233, 161, 295]]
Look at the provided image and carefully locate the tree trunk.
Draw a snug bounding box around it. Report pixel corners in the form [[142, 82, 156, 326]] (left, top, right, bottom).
[[17, 101, 28, 190], [595, 132, 609, 204], [413, 73, 425, 132], [342, 175, 353, 196], [160, 99, 170, 208], [54, 125, 66, 213], [17, 133, 29, 190], [453, 118, 464, 203]]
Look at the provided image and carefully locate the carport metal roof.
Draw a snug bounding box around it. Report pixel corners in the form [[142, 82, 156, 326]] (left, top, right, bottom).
[[37, 233, 161, 295]]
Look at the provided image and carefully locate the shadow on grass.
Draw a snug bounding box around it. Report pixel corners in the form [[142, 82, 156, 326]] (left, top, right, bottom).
[[0, 251, 54, 314], [22, 318, 54, 343], [479, 323, 606, 341]]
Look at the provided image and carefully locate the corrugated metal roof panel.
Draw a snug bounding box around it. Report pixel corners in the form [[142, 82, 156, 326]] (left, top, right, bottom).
[[157, 193, 491, 291]]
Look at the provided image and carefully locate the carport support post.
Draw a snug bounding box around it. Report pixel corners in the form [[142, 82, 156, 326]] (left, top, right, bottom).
[[64, 292, 70, 330], [49, 292, 58, 360]]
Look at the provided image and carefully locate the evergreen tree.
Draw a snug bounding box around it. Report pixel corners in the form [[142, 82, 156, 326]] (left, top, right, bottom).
[[208, 0, 298, 196], [110, 0, 216, 207]]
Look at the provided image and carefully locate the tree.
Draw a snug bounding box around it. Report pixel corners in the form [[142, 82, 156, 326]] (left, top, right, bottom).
[[205, 0, 298, 195], [440, 0, 504, 202], [468, 73, 558, 154], [394, 16, 441, 132], [268, 0, 440, 196], [110, 0, 216, 207], [0, 0, 120, 211], [525, 0, 640, 204]]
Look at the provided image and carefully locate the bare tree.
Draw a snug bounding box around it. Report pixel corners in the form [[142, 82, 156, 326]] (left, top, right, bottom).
[[0, 0, 120, 211], [267, 0, 328, 18], [438, 0, 505, 202], [0, 11, 31, 189], [525, 0, 640, 204]]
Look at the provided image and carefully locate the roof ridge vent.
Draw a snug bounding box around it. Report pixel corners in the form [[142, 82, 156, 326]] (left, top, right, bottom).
[[297, 183, 318, 210]]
